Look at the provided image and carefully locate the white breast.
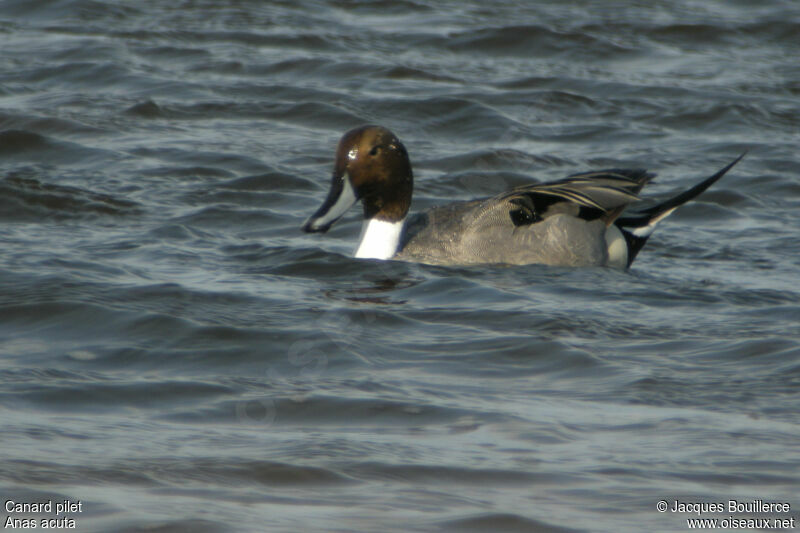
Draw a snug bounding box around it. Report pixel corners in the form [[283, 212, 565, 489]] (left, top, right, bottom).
[[354, 218, 406, 260]]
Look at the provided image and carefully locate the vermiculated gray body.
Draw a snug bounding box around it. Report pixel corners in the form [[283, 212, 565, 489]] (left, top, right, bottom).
[[396, 196, 609, 266], [302, 125, 744, 268]]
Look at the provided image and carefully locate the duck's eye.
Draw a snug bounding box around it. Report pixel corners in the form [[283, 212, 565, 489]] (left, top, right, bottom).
[[369, 146, 380, 156]]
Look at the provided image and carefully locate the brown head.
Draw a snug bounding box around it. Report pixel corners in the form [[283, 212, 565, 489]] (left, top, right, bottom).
[[302, 125, 413, 233]]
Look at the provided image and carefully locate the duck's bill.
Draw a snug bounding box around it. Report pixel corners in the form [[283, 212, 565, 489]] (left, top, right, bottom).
[[301, 174, 358, 233]]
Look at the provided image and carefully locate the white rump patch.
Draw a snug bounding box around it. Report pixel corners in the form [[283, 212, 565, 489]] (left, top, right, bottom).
[[605, 225, 628, 269]]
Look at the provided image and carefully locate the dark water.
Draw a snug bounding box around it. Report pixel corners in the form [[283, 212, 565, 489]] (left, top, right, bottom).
[[2, 1, 799, 531]]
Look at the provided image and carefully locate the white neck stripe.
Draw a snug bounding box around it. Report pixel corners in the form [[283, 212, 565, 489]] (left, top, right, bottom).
[[354, 218, 405, 260], [306, 174, 357, 230]]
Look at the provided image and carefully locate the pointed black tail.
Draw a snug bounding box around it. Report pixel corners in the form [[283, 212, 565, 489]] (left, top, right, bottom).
[[615, 153, 746, 267]]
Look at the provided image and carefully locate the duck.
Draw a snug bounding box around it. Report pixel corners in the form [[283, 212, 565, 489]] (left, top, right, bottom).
[[301, 125, 743, 268]]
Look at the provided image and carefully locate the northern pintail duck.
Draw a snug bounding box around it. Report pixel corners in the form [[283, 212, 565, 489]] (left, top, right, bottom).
[[302, 125, 743, 268]]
